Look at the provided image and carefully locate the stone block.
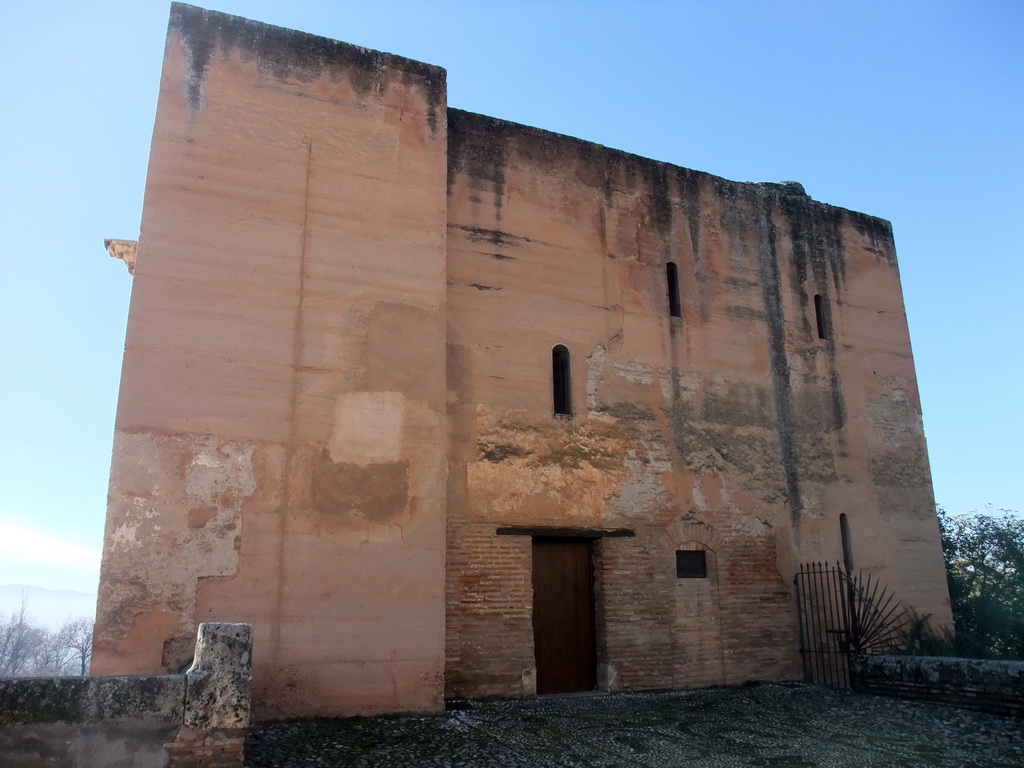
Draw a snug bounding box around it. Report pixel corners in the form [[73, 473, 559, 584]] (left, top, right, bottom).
[[184, 622, 253, 729]]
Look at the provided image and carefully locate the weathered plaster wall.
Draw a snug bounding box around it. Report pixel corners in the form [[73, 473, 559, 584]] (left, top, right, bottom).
[[93, 4, 449, 718], [443, 109, 950, 697], [96, 4, 950, 715]]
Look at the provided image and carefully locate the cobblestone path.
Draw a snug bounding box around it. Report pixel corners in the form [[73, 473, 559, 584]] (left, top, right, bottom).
[[245, 683, 1024, 767]]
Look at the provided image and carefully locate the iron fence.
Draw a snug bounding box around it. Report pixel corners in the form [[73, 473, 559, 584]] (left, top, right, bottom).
[[794, 562, 911, 688]]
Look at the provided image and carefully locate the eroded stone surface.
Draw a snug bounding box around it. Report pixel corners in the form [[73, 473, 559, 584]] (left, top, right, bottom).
[[1, 622, 253, 768], [0, 675, 184, 725], [184, 622, 253, 729], [104, 238, 138, 275]]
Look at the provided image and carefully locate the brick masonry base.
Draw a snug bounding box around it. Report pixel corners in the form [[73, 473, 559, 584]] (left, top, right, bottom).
[[167, 727, 247, 768]]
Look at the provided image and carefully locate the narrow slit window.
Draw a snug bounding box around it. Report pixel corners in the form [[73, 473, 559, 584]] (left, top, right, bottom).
[[552, 345, 572, 416], [666, 262, 681, 318], [814, 294, 827, 340], [675, 550, 707, 579], [840, 513, 854, 572]]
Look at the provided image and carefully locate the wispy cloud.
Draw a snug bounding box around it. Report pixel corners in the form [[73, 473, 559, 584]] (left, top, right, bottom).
[[0, 523, 101, 572]]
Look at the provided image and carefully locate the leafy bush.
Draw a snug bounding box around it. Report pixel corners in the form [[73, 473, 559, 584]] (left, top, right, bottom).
[[937, 508, 1024, 660]]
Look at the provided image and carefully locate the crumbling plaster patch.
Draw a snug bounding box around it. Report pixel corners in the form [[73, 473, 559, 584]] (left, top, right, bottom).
[[868, 379, 924, 449], [605, 445, 672, 518], [469, 407, 653, 523], [101, 432, 258, 668], [658, 369, 702, 404], [109, 434, 253, 571], [583, 344, 796, 531], [185, 441, 257, 508], [586, 345, 657, 412]]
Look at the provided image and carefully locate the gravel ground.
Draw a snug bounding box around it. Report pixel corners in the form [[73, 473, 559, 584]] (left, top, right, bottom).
[[245, 684, 1024, 767]]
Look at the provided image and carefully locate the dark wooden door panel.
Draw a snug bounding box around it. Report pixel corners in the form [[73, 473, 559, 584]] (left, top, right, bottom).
[[532, 538, 596, 694]]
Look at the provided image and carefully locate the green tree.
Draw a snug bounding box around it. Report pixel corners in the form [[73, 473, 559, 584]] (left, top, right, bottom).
[[938, 508, 1024, 659]]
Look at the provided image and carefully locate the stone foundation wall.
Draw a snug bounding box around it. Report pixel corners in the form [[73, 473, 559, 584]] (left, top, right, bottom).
[[96, 3, 952, 712], [0, 623, 251, 768], [851, 654, 1024, 718]]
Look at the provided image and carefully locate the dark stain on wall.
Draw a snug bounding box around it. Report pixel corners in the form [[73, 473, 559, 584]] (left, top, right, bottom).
[[594, 402, 656, 421], [444, 103, 914, 532], [780, 197, 850, 431], [783, 195, 846, 297], [448, 223, 531, 249], [447, 109, 507, 213], [702, 382, 773, 429], [478, 443, 525, 462], [170, 3, 445, 120], [647, 164, 673, 248], [849, 212, 897, 267], [173, 4, 215, 112], [365, 303, 443, 402], [725, 305, 768, 322], [313, 451, 408, 524], [676, 168, 704, 265], [448, 108, 715, 265], [446, 343, 474, 406], [756, 199, 804, 525], [827, 368, 846, 433]]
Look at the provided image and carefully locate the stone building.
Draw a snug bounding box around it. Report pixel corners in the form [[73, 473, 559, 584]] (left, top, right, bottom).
[[93, 4, 951, 719]]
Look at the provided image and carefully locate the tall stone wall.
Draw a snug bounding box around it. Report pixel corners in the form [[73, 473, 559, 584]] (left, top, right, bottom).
[[93, 4, 449, 718], [443, 109, 950, 698], [94, 4, 951, 715]]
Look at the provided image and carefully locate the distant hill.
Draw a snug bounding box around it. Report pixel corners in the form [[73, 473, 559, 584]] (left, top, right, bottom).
[[0, 585, 96, 628]]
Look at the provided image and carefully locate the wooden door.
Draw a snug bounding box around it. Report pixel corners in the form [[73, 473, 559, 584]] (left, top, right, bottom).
[[532, 538, 596, 694]]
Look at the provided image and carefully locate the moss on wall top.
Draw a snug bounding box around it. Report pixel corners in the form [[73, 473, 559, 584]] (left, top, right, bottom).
[[446, 107, 894, 253], [0, 675, 185, 725], [170, 2, 446, 119]]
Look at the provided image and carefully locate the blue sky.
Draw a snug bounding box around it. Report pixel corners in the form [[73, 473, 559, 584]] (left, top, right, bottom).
[[1, 0, 1021, 595]]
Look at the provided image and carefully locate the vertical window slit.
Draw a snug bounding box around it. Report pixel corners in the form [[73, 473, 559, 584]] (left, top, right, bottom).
[[667, 262, 681, 318], [840, 513, 853, 572], [814, 294, 827, 340], [552, 345, 572, 416]]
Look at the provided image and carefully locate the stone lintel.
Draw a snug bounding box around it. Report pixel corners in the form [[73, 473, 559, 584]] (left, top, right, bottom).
[[496, 526, 635, 539]]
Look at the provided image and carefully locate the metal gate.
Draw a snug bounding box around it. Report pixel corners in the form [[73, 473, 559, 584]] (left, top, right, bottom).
[[794, 562, 911, 687]]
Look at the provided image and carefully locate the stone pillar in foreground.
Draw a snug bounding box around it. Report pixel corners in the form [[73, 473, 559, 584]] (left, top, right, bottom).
[[168, 622, 253, 768]]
